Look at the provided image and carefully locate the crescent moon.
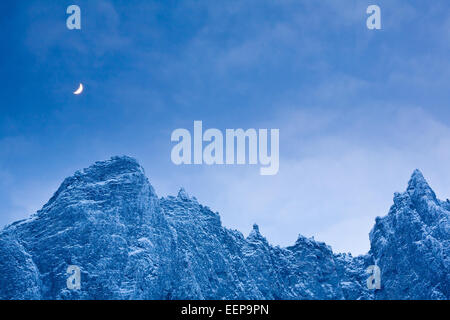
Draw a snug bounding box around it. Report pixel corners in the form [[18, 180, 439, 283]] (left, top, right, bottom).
[[73, 83, 83, 95]]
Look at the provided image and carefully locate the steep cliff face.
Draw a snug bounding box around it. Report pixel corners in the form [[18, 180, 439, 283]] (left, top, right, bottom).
[[161, 188, 370, 300], [0, 235, 42, 299], [160, 190, 259, 299], [0, 157, 448, 300], [369, 170, 450, 300], [0, 157, 176, 299]]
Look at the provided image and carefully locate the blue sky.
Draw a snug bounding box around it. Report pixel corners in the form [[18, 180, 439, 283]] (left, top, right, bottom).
[[1, 0, 450, 254]]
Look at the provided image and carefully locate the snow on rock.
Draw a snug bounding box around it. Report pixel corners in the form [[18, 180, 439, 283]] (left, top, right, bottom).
[[0, 157, 448, 299], [369, 169, 449, 299]]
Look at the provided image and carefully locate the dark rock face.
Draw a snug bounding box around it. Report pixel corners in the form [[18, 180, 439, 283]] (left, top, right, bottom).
[[0, 157, 448, 299]]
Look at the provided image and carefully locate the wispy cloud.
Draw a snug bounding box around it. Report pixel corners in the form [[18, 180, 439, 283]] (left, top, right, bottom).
[[157, 105, 450, 254], [2, 0, 450, 256]]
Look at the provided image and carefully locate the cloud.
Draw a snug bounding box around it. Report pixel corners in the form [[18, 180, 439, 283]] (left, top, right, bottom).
[[0, 136, 35, 158], [157, 105, 450, 255], [24, 0, 131, 62], [3, 0, 450, 257]]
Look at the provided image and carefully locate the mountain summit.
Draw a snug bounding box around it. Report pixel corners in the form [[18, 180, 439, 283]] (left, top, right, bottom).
[[0, 157, 448, 299]]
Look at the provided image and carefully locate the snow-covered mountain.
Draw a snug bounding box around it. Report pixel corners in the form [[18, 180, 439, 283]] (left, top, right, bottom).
[[0, 156, 448, 299]]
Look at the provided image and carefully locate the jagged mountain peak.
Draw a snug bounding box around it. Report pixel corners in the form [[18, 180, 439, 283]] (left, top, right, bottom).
[[46, 156, 145, 200], [41, 155, 156, 216], [177, 187, 190, 201], [406, 169, 436, 201], [247, 223, 264, 241], [292, 234, 330, 251], [369, 169, 449, 299], [0, 157, 448, 300], [410, 168, 425, 181], [78, 156, 145, 180]]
